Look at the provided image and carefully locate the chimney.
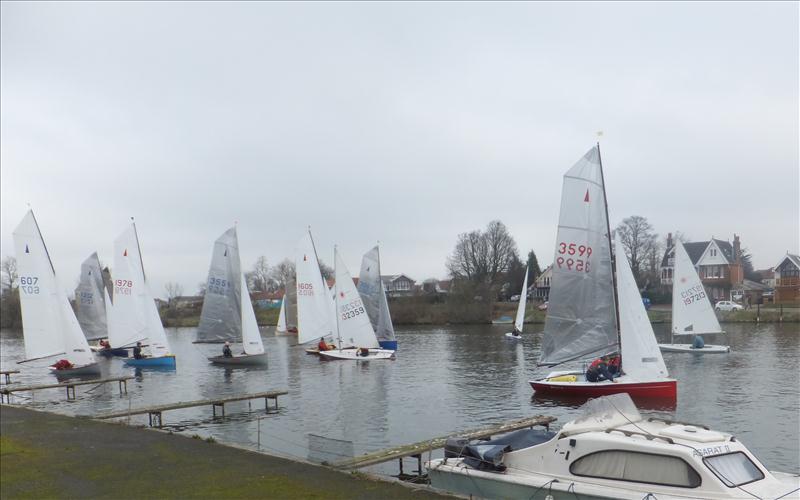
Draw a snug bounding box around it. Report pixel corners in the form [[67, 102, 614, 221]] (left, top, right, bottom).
[[667, 232, 673, 249], [733, 234, 741, 264]]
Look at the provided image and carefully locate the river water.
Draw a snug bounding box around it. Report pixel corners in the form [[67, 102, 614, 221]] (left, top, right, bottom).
[[1, 323, 798, 476]]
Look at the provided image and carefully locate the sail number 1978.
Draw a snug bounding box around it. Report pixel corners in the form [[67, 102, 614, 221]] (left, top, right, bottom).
[[556, 242, 592, 272]]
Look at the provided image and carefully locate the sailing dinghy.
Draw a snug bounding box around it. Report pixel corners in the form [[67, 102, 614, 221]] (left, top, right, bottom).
[[197, 227, 267, 366], [319, 248, 395, 361], [659, 242, 729, 353], [108, 223, 176, 368], [357, 245, 397, 350], [77, 253, 128, 357], [295, 230, 338, 354], [505, 265, 529, 340], [529, 146, 676, 400], [276, 276, 298, 334], [13, 210, 100, 377]]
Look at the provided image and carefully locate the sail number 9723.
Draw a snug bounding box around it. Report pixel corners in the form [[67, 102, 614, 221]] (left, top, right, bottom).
[[20, 276, 40, 294]]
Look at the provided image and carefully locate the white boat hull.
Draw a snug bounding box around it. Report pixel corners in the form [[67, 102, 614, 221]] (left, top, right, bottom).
[[659, 343, 730, 353], [318, 349, 395, 361], [207, 353, 268, 366], [504, 332, 522, 340]]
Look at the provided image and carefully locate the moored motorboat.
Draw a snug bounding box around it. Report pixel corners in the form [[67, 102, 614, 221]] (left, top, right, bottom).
[[427, 393, 800, 499]]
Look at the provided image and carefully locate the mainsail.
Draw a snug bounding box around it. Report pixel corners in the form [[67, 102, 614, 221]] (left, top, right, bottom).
[[276, 298, 287, 333], [240, 272, 265, 355], [74, 252, 108, 341], [357, 246, 395, 344], [539, 146, 618, 366], [514, 266, 530, 333], [334, 248, 380, 349], [276, 276, 297, 333], [13, 210, 95, 365], [616, 237, 669, 380], [295, 230, 336, 344], [196, 227, 242, 343], [672, 242, 723, 336], [108, 223, 170, 357]]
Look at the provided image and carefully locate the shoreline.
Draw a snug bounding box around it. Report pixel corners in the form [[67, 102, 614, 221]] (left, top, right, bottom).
[[0, 405, 450, 499]]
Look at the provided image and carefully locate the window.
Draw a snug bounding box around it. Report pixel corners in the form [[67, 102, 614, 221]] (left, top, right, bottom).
[[570, 450, 701, 488], [704, 452, 764, 487]]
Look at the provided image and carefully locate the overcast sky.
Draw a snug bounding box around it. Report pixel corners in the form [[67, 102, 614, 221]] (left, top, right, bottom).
[[2, 2, 798, 298]]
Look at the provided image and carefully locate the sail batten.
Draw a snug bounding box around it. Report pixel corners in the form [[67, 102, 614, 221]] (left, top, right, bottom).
[[538, 147, 618, 366], [196, 227, 242, 343]]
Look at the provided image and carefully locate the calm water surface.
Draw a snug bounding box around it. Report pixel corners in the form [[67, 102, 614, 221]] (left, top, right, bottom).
[[1, 323, 798, 475]]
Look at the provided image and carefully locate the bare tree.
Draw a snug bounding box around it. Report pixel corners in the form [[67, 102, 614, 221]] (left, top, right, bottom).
[[318, 260, 334, 281], [447, 220, 519, 289], [197, 281, 207, 297], [615, 216, 657, 286], [1, 256, 18, 291], [269, 259, 296, 290], [247, 256, 271, 291], [164, 282, 184, 305]]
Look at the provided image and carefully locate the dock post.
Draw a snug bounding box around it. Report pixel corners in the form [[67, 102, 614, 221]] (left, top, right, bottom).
[[414, 454, 422, 475], [4, 373, 9, 384], [118, 379, 128, 395], [398, 457, 404, 476], [66, 385, 76, 401]]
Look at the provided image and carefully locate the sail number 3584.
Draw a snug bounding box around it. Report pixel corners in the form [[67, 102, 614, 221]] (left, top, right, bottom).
[[556, 242, 592, 272]]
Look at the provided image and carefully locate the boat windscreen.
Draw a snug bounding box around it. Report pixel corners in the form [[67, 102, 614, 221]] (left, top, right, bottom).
[[561, 393, 643, 435]]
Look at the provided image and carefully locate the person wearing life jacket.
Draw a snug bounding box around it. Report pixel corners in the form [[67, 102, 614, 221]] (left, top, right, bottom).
[[692, 335, 705, 349], [318, 337, 330, 351], [222, 341, 233, 358], [586, 355, 617, 383], [133, 341, 145, 360], [607, 354, 621, 376]]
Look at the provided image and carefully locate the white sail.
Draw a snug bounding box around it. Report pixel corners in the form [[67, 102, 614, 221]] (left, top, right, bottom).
[[672, 242, 723, 335], [74, 252, 108, 341], [108, 224, 170, 357], [276, 297, 287, 333], [196, 227, 242, 343], [514, 266, 529, 333], [334, 248, 380, 349], [539, 147, 618, 366], [240, 272, 265, 355], [13, 211, 95, 365], [357, 245, 395, 343], [616, 237, 669, 380], [295, 230, 336, 344]]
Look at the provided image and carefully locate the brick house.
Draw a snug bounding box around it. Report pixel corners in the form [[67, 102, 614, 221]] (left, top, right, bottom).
[[773, 253, 800, 304], [660, 233, 744, 303]]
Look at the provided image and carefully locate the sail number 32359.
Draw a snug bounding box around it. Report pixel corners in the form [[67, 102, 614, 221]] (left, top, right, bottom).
[[556, 242, 592, 272]]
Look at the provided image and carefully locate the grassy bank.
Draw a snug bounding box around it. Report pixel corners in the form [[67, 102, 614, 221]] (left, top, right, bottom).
[[0, 406, 447, 499], [160, 302, 799, 328]]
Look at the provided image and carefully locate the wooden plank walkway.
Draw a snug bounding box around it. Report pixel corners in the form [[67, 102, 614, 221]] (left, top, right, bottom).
[[94, 390, 288, 427], [333, 414, 556, 471], [0, 370, 20, 384], [0, 376, 133, 403]]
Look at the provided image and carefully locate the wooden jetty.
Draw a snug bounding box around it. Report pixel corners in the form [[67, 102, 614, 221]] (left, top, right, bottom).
[[0, 376, 133, 403], [94, 390, 288, 427], [0, 370, 20, 384], [333, 414, 556, 475]]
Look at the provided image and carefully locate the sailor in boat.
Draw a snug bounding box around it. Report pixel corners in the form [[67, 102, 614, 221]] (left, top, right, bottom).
[[511, 328, 522, 338], [585, 355, 618, 383], [51, 359, 75, 371], [133, 341, 146, 360], [317, 337, 335, 352], [692, 335, 705, 349], [222, 341, 233, 358], [607, 353, 622, 376], [357, 347, 370, 357]]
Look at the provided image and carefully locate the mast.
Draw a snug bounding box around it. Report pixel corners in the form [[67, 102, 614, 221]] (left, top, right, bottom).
[[333, 246, 342, 351], [596, 143, 622, 354], [29, 211, 56, 275], [132, 218, 147, 283]]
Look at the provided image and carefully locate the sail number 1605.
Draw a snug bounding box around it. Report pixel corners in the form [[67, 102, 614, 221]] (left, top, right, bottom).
[[556, 242, 592, 272]]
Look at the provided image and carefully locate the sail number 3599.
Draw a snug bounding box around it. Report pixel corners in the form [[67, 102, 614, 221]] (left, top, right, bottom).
[[556, 242, 592, 272]]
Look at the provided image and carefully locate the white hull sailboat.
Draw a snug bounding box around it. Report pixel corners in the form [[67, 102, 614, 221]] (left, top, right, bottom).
[[198, 226, 268, 366], [659, 241, 730, 354], [276, 275, 298, 335], [296, 229, 337, 353], [427, 393, 799, 499], [318, 247, 395, 361], [529, 146, 676, 401], [108, 222, 176, 369], [13, 210, 100, 377], [357, 245, 397, 350], [505, 265, 529, 341]]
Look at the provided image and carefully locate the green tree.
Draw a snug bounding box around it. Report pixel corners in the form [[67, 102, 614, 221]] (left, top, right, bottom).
[[526, 250, 542, 283]]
